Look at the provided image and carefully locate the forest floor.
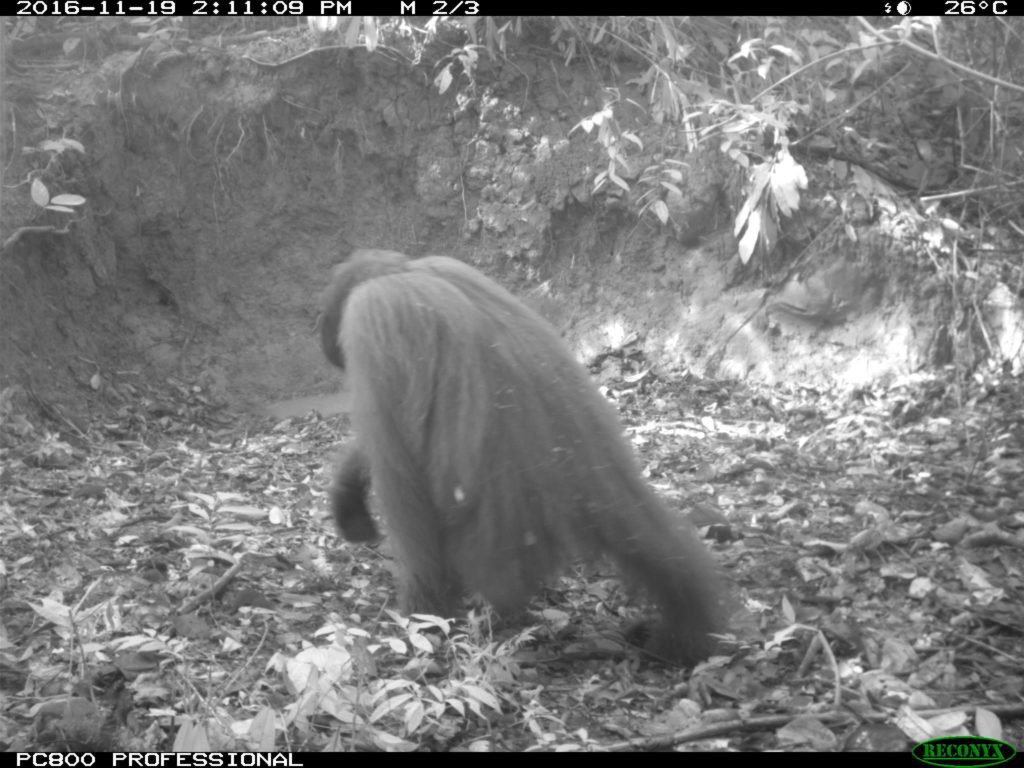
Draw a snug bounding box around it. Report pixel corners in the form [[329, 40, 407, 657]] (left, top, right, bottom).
[[2, 364, 1022, 752]]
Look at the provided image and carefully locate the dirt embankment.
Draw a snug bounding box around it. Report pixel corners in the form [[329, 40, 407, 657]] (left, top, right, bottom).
[[2, 26, 998, 420]]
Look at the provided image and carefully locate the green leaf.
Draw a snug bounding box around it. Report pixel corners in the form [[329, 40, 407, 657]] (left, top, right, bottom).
[[370, 692, 413, 723], [434, 65, 453, 95], [50, 193, 86, 206], [461, 683, 501, 711], [770, 44, 801, 64], [410, 633, 433, 654], [28, 597, 72, 629], [770, 151, 808, 217], [738, 207, 762, 265], [31, 178, 50, 207], [173, 719, 212, 751], [607, 167, 630, 192], [248, 706, 278, 751], [622, 131, 643, 150], [370, 731, 416, 752]]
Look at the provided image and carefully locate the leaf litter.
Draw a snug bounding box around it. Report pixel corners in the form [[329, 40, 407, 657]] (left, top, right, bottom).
[[0, 367, 1021, 751]]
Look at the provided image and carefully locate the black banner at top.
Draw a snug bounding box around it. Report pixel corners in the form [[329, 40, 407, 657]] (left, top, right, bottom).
[[8, 0, 1018, 16]]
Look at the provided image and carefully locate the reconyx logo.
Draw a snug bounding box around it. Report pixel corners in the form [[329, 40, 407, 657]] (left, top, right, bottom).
[[913, 736, 1017, 768]]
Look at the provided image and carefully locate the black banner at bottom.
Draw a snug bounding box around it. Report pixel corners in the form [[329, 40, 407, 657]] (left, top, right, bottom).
[[10, 757, 306, 768]]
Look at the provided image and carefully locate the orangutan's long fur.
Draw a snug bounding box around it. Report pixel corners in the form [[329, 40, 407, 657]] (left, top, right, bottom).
[[320, 249, 726, 663]]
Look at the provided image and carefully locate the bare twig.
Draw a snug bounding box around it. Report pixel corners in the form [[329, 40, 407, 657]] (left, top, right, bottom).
[[176, 557, 247, 616], [1, 224, 71, 253]]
